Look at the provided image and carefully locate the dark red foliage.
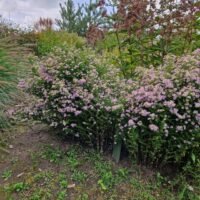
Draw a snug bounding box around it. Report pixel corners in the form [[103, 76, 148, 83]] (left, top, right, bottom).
[[34, 18, 53, 32], [86, 25, 106, 46]]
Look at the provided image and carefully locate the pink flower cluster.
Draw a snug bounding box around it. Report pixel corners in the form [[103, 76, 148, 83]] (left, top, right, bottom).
[[121, 50, 200, 149], [27, 47, 125, 150], [24, 47, 200, 160]]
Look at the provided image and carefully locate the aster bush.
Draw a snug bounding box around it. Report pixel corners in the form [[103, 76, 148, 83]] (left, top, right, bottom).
[[20, 44, 200, 179], [25, 47, 125, 152], [120, 49, 200, 175]]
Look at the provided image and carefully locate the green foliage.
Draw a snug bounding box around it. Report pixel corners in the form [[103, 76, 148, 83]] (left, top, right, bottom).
[[5, 182, 28, 193], [56, 0, 82, 35], [1, 169, 12, 181], [71, 170, 87, 183], [77, 193, 89, 200], [41, 145, 63, 163], [56, 0, 104, 36], [66, 148, 80, 168], [36, 30, 85, 55], [0, 32, 31, 130], [58, 173, 68, 189], [0, 48, 17, 129], [57, 191, 67, 200], [94, 0, 200, 77], [93, 155, 129, 190]]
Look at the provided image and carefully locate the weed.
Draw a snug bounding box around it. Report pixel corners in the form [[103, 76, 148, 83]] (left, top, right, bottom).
[[41, 145, 63, 163], [115, 168, 129, 183], [130, 178, 143, 190], [57, 190, 67, 200], [98, 171, 114, 190], [66, 148, 79, 168], [2, 169, 12, 181], [77, 193, 89, 200], [71, 170, 87, 183], [30, 188, 52, 200], [33, 171, 54, 184], [5, 182, 28, 193]]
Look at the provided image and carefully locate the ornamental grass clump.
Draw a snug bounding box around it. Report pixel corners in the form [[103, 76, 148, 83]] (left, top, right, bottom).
[[26, 47, 125, 152], [121, 49, 200, 175]]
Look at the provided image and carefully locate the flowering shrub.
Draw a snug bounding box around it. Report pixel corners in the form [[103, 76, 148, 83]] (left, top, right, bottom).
[[26, 47, 125, 151], [121, 49, 200, 174], [21, 45, 200, 177]]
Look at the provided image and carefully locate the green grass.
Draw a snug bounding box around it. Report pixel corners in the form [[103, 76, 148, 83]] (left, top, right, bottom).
[[1, 144, 185, 200], [36, 30, 85, 56], [1, 128, 199, 200], [0, 37, 31, 130], [0, 49, 16, 129]]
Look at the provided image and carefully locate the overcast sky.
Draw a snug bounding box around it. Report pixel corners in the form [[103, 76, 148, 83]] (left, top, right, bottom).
[[0, 0, 89, 27]]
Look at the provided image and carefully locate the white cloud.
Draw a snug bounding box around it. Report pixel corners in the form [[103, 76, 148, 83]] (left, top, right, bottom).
[[0, 0, 89, 27], [0, 0, 65, 27]]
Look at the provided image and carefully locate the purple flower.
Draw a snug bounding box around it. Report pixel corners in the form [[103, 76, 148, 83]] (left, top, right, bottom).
[[78, 79, 86, 85], [140, 109, 150, 117], [6, 108, 15, 117], [75, 111, 82, 116], [38, 66, 53, 82], [128, 119, 135, 126], [163, 79, 173, 88], [112, 105, 122, 111], [71, 123, 77, 127], [163, 101, 176, 108], [18, 79, 27, 89], [149, 124, 159, 132], [195, 103, 200, 108]]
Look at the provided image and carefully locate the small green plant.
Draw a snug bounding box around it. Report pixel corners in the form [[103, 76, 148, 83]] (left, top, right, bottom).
[[94, 159, 116, 190], [98, 171, 114, 190], [57, 190, 67, 200], [77, 193, 89, 200], [115, 168, 129, 183], [2, 169, 12, 181], [60, 180, 68, 188], [6, 182, 28, 193], [30, 188, 52, 200], [33, 171, 54, 185], [41, 146, 63, 163], [66, 148, 79, 169], [155, 172, 166, 187], [130, 178, 143, 190], [71, 170, 87, 183], [30, 193, 42, 200]]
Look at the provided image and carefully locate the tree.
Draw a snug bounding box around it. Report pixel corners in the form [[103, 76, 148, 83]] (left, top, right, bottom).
[[56, 0, 79, 33], [56, 0, 105, 37], [90, 0, 199, 76]]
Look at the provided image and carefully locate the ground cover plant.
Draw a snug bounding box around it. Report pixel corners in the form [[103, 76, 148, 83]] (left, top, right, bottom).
[[1, 125, 196, 200]]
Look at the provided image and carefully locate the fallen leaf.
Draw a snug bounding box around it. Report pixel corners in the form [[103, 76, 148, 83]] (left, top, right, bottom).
[[67, 184, 76, 189], [17, 172, 24, 178]]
